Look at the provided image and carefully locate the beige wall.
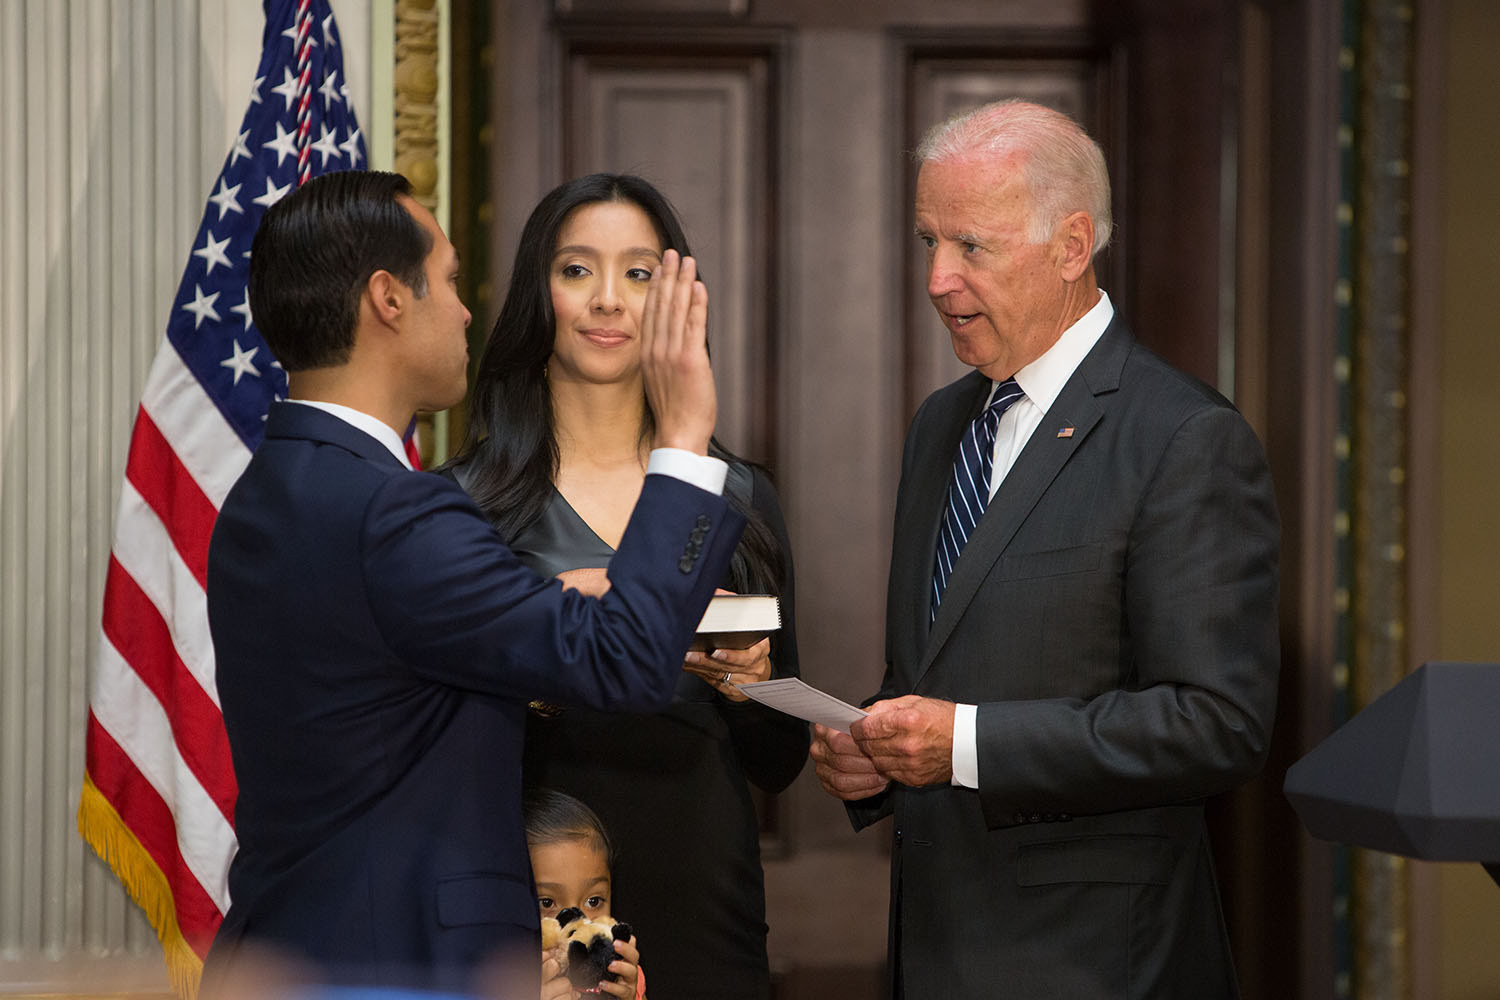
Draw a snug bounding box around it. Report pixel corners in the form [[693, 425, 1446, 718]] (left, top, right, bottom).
[[1436, 0, 1500, 997]]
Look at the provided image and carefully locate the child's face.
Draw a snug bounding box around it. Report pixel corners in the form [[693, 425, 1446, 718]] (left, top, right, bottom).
[[531, 838, 612, 922]]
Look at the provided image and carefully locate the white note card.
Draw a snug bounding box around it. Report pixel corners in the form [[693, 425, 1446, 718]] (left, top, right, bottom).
[[735, 677, 868, 733]]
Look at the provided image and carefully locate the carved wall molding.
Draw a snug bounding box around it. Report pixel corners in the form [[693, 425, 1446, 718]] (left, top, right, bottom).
[[1331, 0, 1418, 996], [393, 0, 446, 462], [394, 0, 440, 210]]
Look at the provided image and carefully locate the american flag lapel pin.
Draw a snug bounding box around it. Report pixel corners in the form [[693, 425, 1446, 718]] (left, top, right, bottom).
[[1057, 426, 1075, 438]]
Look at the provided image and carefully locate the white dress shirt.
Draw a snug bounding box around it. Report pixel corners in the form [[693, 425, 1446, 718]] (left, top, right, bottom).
[[950, 291, 1115, 788], [293, 400, 416, 468], [286, 399, 727, 493]]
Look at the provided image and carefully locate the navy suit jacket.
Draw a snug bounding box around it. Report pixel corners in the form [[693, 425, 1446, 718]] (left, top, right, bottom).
[[851, 320, 1280, 999], [202, 403, 743, 994]]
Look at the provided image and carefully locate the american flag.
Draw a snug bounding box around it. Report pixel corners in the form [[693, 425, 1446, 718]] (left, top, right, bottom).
[[78, 3, 368, 996]]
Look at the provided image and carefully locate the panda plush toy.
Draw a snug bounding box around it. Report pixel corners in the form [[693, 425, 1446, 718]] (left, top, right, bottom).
[[541, 906, 634, 993]]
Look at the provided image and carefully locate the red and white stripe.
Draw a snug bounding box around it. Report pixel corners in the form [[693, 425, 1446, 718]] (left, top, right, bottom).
[[84, 341, 249, 967]]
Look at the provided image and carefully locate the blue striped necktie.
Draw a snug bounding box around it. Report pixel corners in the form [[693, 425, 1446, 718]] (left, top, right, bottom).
[[931, 378, 1025, 620]]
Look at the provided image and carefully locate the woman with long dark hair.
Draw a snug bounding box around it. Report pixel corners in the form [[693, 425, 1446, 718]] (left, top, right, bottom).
[[444, 174, 806, 1000]]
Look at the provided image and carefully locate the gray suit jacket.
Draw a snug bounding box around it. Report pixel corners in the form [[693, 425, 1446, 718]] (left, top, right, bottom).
[[850, 319, 1280, 999]]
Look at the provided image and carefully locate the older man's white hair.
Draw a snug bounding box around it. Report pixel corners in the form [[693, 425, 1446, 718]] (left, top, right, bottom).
[[915, 99, 1113, 258]]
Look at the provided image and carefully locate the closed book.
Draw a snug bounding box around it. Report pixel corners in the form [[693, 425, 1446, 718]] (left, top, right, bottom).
[[689, 594, 780, 651]]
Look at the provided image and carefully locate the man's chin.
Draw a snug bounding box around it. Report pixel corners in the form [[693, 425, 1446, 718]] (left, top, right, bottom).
[[420, 382, 469, 414], [948, 336, 996, 371]]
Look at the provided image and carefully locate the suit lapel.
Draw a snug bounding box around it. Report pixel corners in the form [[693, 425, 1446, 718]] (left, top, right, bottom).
[[895, 372, 992, 660], [914, 321, 1132, 687]]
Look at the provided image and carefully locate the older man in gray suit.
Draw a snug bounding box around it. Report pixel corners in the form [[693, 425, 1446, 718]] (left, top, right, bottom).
[[811, 100, 1280, 999]]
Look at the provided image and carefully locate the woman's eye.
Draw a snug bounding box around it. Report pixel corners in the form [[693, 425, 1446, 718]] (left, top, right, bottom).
[[585, 895, 606, 910], [537, 897, 555, 912], [560, 263, 589, 279], [626, 267, 653, 282]]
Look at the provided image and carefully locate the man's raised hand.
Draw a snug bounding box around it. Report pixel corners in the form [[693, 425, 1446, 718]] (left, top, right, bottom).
[[641, 249, 714, 455]]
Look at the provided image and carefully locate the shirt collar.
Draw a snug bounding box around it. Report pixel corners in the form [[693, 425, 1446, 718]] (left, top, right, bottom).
[[1005, 290, 1115, 413], [287, 399, 414, 470]]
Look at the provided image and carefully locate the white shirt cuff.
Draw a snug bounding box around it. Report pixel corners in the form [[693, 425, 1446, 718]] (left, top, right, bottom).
[[646, 448, 728, 495], [951, 702, 979, 788]]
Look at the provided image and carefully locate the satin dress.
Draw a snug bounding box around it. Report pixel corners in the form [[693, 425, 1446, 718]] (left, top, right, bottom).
[[508, 462, 808, 1000]]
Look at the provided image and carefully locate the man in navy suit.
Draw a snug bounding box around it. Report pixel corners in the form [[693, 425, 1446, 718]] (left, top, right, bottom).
[[202, 170, 742, 995], [811, 101, 1280, 997]]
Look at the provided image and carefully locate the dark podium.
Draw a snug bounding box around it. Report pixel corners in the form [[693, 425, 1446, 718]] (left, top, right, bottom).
[[1284, 661, 1500, 887]]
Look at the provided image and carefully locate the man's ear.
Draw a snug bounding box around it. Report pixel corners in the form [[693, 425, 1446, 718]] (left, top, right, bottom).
[[1057, 211, 1095, 282], [364, 269, 405, 329]]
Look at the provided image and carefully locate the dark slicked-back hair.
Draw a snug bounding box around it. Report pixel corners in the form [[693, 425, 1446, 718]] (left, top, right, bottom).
[[446, 172, 785, 596], [249, 169, 432, 371], [523, 787, 615, 870]]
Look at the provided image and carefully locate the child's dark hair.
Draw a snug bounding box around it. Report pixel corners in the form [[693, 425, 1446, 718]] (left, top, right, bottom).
[[523, 787, 614, 869]]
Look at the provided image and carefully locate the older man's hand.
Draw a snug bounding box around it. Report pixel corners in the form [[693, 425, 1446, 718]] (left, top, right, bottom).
[[811, 724, 890, 801], [851, 695, 956, 787]]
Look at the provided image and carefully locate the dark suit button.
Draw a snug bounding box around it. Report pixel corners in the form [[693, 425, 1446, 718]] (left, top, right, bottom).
[[1014, 812, 1027, 824], [894, 828, 903, 845], [696, 515, 711, 529], [1059, 813, 1072, 821], [678, 556, 695, 574], [1029, 813, 1042, 824], [1042, 814, 1055, 823]]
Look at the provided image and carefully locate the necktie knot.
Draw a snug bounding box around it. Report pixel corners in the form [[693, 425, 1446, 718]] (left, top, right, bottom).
[[978, 377, 1023, 427], [930, 379, 1024, 620]]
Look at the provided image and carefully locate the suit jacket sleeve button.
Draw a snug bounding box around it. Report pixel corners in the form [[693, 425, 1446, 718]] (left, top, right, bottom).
[[696, 514, 711, 529], [1014, 812, 1027, 824], [1029, 813, 1042, 824], [678, 556, 695, 574]]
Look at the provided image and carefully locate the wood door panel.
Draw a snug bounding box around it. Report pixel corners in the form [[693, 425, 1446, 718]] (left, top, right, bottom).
[[899, 32, 1126, 418], [560, 32, 781, 462]]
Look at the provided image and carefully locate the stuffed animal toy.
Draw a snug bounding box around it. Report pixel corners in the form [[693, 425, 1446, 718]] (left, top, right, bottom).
[[541, 906, 634, 993]]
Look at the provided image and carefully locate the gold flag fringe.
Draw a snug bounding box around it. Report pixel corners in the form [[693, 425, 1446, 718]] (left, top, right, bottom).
[[77, 774, 206, 1000]]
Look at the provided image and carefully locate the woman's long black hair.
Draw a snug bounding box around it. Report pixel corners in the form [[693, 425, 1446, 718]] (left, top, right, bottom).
[[446, 173, 785, 595]]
